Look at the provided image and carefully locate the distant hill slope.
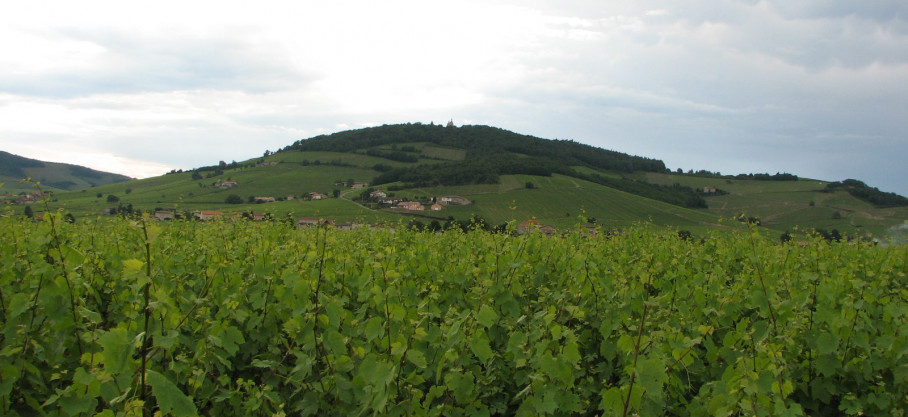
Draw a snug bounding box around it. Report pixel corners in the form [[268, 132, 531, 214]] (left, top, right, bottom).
[[282, 123, 666, 172], [280, 123, 709, 208], [0, 151, 132, 192], [32, 123, 907, 239], [643, 172, 908, 238]]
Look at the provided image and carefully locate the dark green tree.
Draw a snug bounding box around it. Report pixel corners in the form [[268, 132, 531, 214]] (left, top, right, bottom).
[[225, 194, 243, 204], [780, 231, 792, 243], [830, 229, 842, 242], [24, 205, 34, 218]]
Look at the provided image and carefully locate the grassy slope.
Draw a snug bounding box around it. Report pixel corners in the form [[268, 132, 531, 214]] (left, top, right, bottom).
[[419, 145, 467, 161], [27, 147, 905, 238], [1, 160, 131, 193], [403, 174, 728, 234], [45, 152, 391, 217], [643, 173, 908, 237], [36, 151, 726, 234]]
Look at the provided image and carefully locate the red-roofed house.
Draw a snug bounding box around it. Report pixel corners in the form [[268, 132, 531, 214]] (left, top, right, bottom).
[[438, 195, 471, 205], [193, 210, 223, 221], [298, 218, 333, 228], [215, 180, 237, 189], [516, 220, 556, 235], [397, 201, 424, 211]]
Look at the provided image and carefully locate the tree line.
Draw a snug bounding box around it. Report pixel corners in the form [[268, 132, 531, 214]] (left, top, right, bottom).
[[280, 123, 666, 174], [824, 179, 908, 207], [372, 157, 707, 209], [675, 169, 799, 181]]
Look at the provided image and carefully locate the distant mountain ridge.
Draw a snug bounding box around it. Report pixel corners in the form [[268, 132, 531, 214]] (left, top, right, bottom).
[[0, 151, 132, 191]]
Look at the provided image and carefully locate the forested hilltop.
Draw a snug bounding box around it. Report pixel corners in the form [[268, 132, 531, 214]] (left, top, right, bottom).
[[281, 123, 665, 173], [278, 123, 709, 208]]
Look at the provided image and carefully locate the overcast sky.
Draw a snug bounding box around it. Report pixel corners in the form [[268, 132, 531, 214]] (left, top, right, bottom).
[[2, 0, 907, 195]]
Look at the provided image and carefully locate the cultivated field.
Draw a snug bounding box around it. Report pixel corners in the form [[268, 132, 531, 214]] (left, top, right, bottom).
[[2, 216, 904, 416]]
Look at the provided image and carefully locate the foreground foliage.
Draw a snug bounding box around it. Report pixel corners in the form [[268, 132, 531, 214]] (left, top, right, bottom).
[[1, 216, 906, 416]]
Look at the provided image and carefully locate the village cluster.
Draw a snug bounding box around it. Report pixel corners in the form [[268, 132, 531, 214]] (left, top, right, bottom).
[[363, 189, 472, 211], [151, 211, 568, 236], [1, 191, 46, 205], [215, 179, 475, 212], [159, 190, 471, 222], [7, 180, 574, 236], [150, 178, 492, 229]]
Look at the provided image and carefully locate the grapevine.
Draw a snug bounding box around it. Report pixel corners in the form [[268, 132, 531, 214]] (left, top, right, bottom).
[[0, 216, 905, 416]]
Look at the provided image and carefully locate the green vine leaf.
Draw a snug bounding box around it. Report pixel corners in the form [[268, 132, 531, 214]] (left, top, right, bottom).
[[146, 370, 198, 417]]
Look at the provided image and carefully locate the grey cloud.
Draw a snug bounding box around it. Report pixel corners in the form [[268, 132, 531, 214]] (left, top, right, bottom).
[[2, 1, 905, 196], [597, 2, 908, 71], [767, 1, 908, 21], [732, 18, 908, 71], [486, 1, 908, 194], [0, 29, 318, 98]]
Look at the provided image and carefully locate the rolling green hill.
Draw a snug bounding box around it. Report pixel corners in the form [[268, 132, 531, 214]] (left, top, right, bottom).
[[0, 151, 132, 192], [642, 172, 908, 238], [11, 124, 906, 240]]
